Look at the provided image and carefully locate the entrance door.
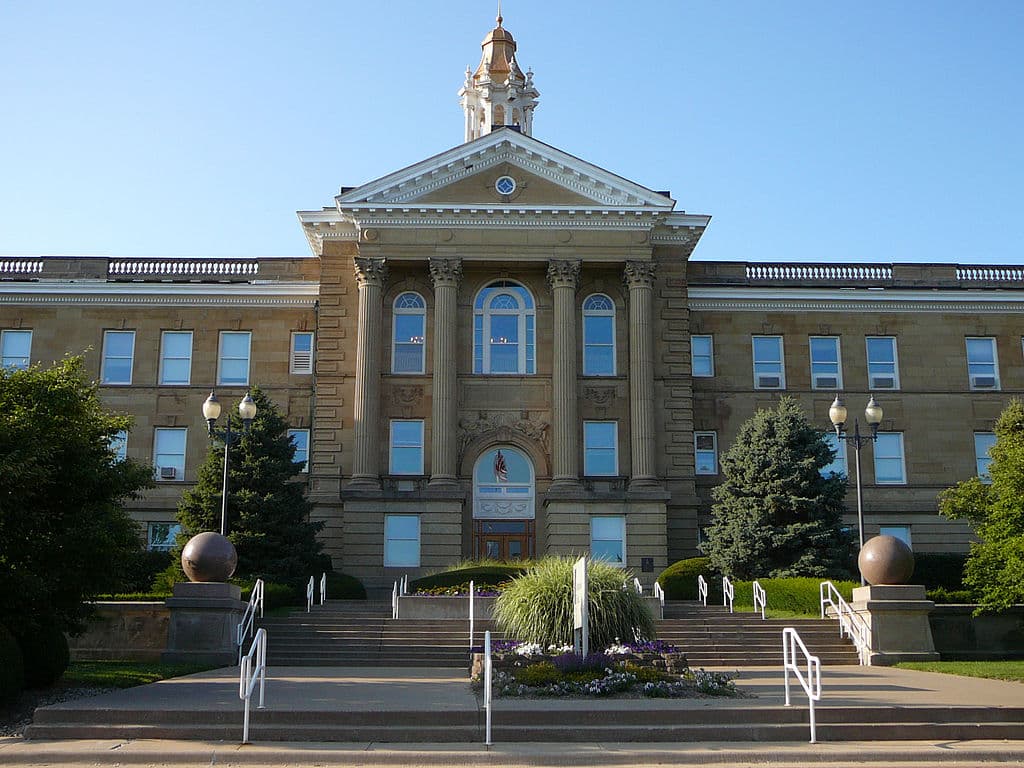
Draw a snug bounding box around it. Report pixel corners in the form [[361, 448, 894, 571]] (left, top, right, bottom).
[[474, 520, 534, 561]]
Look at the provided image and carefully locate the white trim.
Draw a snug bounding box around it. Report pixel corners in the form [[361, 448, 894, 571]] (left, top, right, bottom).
[[873, 432, 907, 485], [582, 293, 616, 377], [691, 334, 714, 377], [389, 419, 425, 476], [218, 331, 252, 387], [809, 336, 843, 391], [866, 336, 900, 391], [583, 420, 618, 477], [752, 335, 785, 390], [966, 337, 1000, 391], [153, 427, 187, 482], [288, 428, 310, 473], [101, 330, 135, 385], [290, 331, 315, 375], [590, 515, 626, 569], [159, 330, 193, 386], [694, 431, 718, 475], [0, 328, 32, 369], [391, 292, 427, 375], [973, 431, 996, 483], [384, 514, 420, 568]]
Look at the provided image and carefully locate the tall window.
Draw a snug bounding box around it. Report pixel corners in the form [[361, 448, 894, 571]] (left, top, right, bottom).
[[392, 293, 426, 374], [389, 420, 425, 475], [473, 281, 535, 375], [290, 332, 314, 374], [752, 336, 785, 389], [148, 522, 182, 552], [159, 331, 192, 385], [809, 336, 842, 390], [694, 431, 718, 475], [583, 421, 618, 476], [102, 330, 135, 385], [1, 329, 31, 369], [873, 432, 906, 485], [154, 427, 187, 481], [218, 331, 251, 386], [109, 430, 128, 463], [821, 432, 848, 478], [879, 525, 912, 548], [866, 337, 899, 390], [591, 516, 625, 567], [474, 447, 535, 519], [384, 515, 420, 567], [288, 428, 310, 473], [691, 335, 714, 377], [582, 294, 615, 376], [974, 432, 996, 482], [966, 337, 999, 390]]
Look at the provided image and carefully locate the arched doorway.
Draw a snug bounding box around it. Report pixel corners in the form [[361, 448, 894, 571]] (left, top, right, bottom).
[[473, 446, 535, 560]]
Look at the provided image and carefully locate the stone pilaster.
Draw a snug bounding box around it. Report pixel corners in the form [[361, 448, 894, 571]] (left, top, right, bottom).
[[429, 258, 462, 486], [349, 256, 388, 488], [624, 260, 659, 488], [547, 259, 582, 488]]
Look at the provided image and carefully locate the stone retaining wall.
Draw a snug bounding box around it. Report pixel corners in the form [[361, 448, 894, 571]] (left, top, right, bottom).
[[67, 602, 170, 662], [929, 605, 1024, 660]]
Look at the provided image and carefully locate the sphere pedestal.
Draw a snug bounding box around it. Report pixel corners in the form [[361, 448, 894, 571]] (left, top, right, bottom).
[[162, 582, 245, 666]]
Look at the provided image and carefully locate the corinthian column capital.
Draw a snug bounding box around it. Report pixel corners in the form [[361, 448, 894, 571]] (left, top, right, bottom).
[[623, 260, 656, 290], [429, 258, 463, 288], [546, 259, 581, 291], [353, 257, 388, 288]]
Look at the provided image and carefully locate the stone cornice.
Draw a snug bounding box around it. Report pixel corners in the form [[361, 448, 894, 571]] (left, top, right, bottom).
[[0, 281, 319, 307], [341, 206, 668, 230], [689, 286, 1024, 314]]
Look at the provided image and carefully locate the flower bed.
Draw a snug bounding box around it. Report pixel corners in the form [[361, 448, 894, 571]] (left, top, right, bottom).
[[471, 640, 741, 699]]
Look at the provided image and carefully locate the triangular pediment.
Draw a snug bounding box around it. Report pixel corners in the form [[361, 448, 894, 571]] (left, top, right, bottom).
[[335, 129, 676, 210]]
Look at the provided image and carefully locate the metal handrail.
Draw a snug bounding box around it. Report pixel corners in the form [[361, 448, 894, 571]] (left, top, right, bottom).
[[722, 576, 735, 613], [820, 581, 871, 665], [653, 581, 665, 608], [306, 576, 315, 613], [402, 574, 409, 595], [783, 627, 822, 743], [632, 577, 643, 594], [697, 574, 708, 606], [319, 571, 327, 605], [392, 580, 399, 620], [239, 628, 267, 744], [236, 578, 264, 664], [753, 580, 767, 620], [483, 629, 493, 746], [468, 580, 475, 649]]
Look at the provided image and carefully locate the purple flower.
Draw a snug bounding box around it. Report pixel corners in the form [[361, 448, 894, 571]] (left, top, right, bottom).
[[625, 639, 678, 654]]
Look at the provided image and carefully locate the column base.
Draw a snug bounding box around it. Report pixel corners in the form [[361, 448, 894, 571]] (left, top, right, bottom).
[[345, 476, 381, 491]]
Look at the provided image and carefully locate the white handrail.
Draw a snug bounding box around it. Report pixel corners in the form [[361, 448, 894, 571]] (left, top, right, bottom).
[[469, 579, 475, 649], [402, 574, 409, 595], [319, 572, 327, 605], [783, 627, 822, 743], [391, 580, 399, 620], [722, 576, 735, 613], [484, 629, 493, 746], [239, 628, 267, 744], [236, 578, 265, 664], [753, 579, 767, 620], [820, 581, 871, 665], [697, 574, 708, 606], [653, 581, 665, 607], [632, 577, 643, 594], [306, 576, 315, 613]]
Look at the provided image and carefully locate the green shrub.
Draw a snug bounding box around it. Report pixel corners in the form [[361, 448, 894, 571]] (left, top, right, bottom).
[[621, 662, 675, 683], [912, 553, 969, 591], [0, 622, 25, 704], [513, 661, 562, 686], [731, 577, 858, 617], [657, 557, 721, 601], [325, 571, 367, 600], [494, 557, 656, 649], [411, 563, 528, 592], [118, 550, 174, 593], [15, 619, 70, 689], [928, 587, 975, 604]]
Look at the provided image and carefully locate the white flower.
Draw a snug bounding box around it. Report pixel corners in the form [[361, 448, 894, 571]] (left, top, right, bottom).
[[605, 643, 632, 655]]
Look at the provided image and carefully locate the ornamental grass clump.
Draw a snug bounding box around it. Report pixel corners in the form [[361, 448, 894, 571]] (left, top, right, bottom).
[[493, 556, 656, 649]]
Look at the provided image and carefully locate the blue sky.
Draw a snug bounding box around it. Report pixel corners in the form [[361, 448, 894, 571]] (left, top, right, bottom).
[[1, 1, 1021, 264]]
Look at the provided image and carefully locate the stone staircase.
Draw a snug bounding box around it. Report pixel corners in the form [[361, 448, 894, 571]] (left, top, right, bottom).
[[659, 601, 862, 666]]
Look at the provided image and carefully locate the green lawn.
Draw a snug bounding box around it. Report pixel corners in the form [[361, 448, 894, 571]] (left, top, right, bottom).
[[896, 661, 1024, 683], [63, 661, 219, 688]]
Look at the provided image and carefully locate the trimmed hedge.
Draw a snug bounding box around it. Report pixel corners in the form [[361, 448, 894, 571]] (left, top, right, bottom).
[[410, 564, 528, 592], [656, 557, 722, 601], [325, 572, 367, 600], [0, 622, 25, 704], [912, 552, 969, 591], [15, 619, 70, 689], [731, 578, 857, 617]]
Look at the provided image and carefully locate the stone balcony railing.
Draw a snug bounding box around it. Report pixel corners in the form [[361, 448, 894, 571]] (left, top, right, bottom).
[[688, 261, 1024, 290], [0, 256, 319, 283]]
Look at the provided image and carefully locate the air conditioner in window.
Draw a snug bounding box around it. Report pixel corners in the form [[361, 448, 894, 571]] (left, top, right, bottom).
[[871, 376, 896, 389], [971, 375, 997, 389], [159, 466, 177, 480], [757, 375, 781, 388], [814, 376, 839, 389]]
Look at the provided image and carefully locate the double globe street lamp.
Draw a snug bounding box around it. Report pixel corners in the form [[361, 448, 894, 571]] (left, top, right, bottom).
[[202, 391, 258, 537], [828, 394, 883, 585]]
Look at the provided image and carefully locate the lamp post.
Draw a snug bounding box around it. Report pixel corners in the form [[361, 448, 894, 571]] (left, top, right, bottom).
[[829, 394, 883, 585], [202, 391, 257, 536]]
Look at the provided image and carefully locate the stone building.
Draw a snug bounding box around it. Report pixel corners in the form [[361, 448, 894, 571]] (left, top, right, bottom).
[[0, 16, 1017, 590]]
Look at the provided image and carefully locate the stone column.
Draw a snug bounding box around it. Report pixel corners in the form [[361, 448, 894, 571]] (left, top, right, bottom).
[[624, 261, 658, 488], [349, 256, 388, 488], [429, 258, 462, 486], [547, 259, 582, 488]]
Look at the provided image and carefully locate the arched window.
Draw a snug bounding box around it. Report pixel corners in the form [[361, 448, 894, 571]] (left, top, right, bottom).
[[473, 446, 535, 519], [392, 292, 426, 374], [473, 281, 535, 374], [582, 293, 615, 376]]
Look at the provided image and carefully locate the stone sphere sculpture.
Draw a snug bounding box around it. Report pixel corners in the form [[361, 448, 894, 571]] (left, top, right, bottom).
[[858, 534, 915, 585], [181, 531, 238, 583]]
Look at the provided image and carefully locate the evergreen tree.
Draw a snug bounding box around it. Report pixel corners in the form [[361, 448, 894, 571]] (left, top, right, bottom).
[[939, 399, 1024, 611], [174, 387, 327, 587], [701, 396, 853, 579], [0, 356, 153, 634]]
